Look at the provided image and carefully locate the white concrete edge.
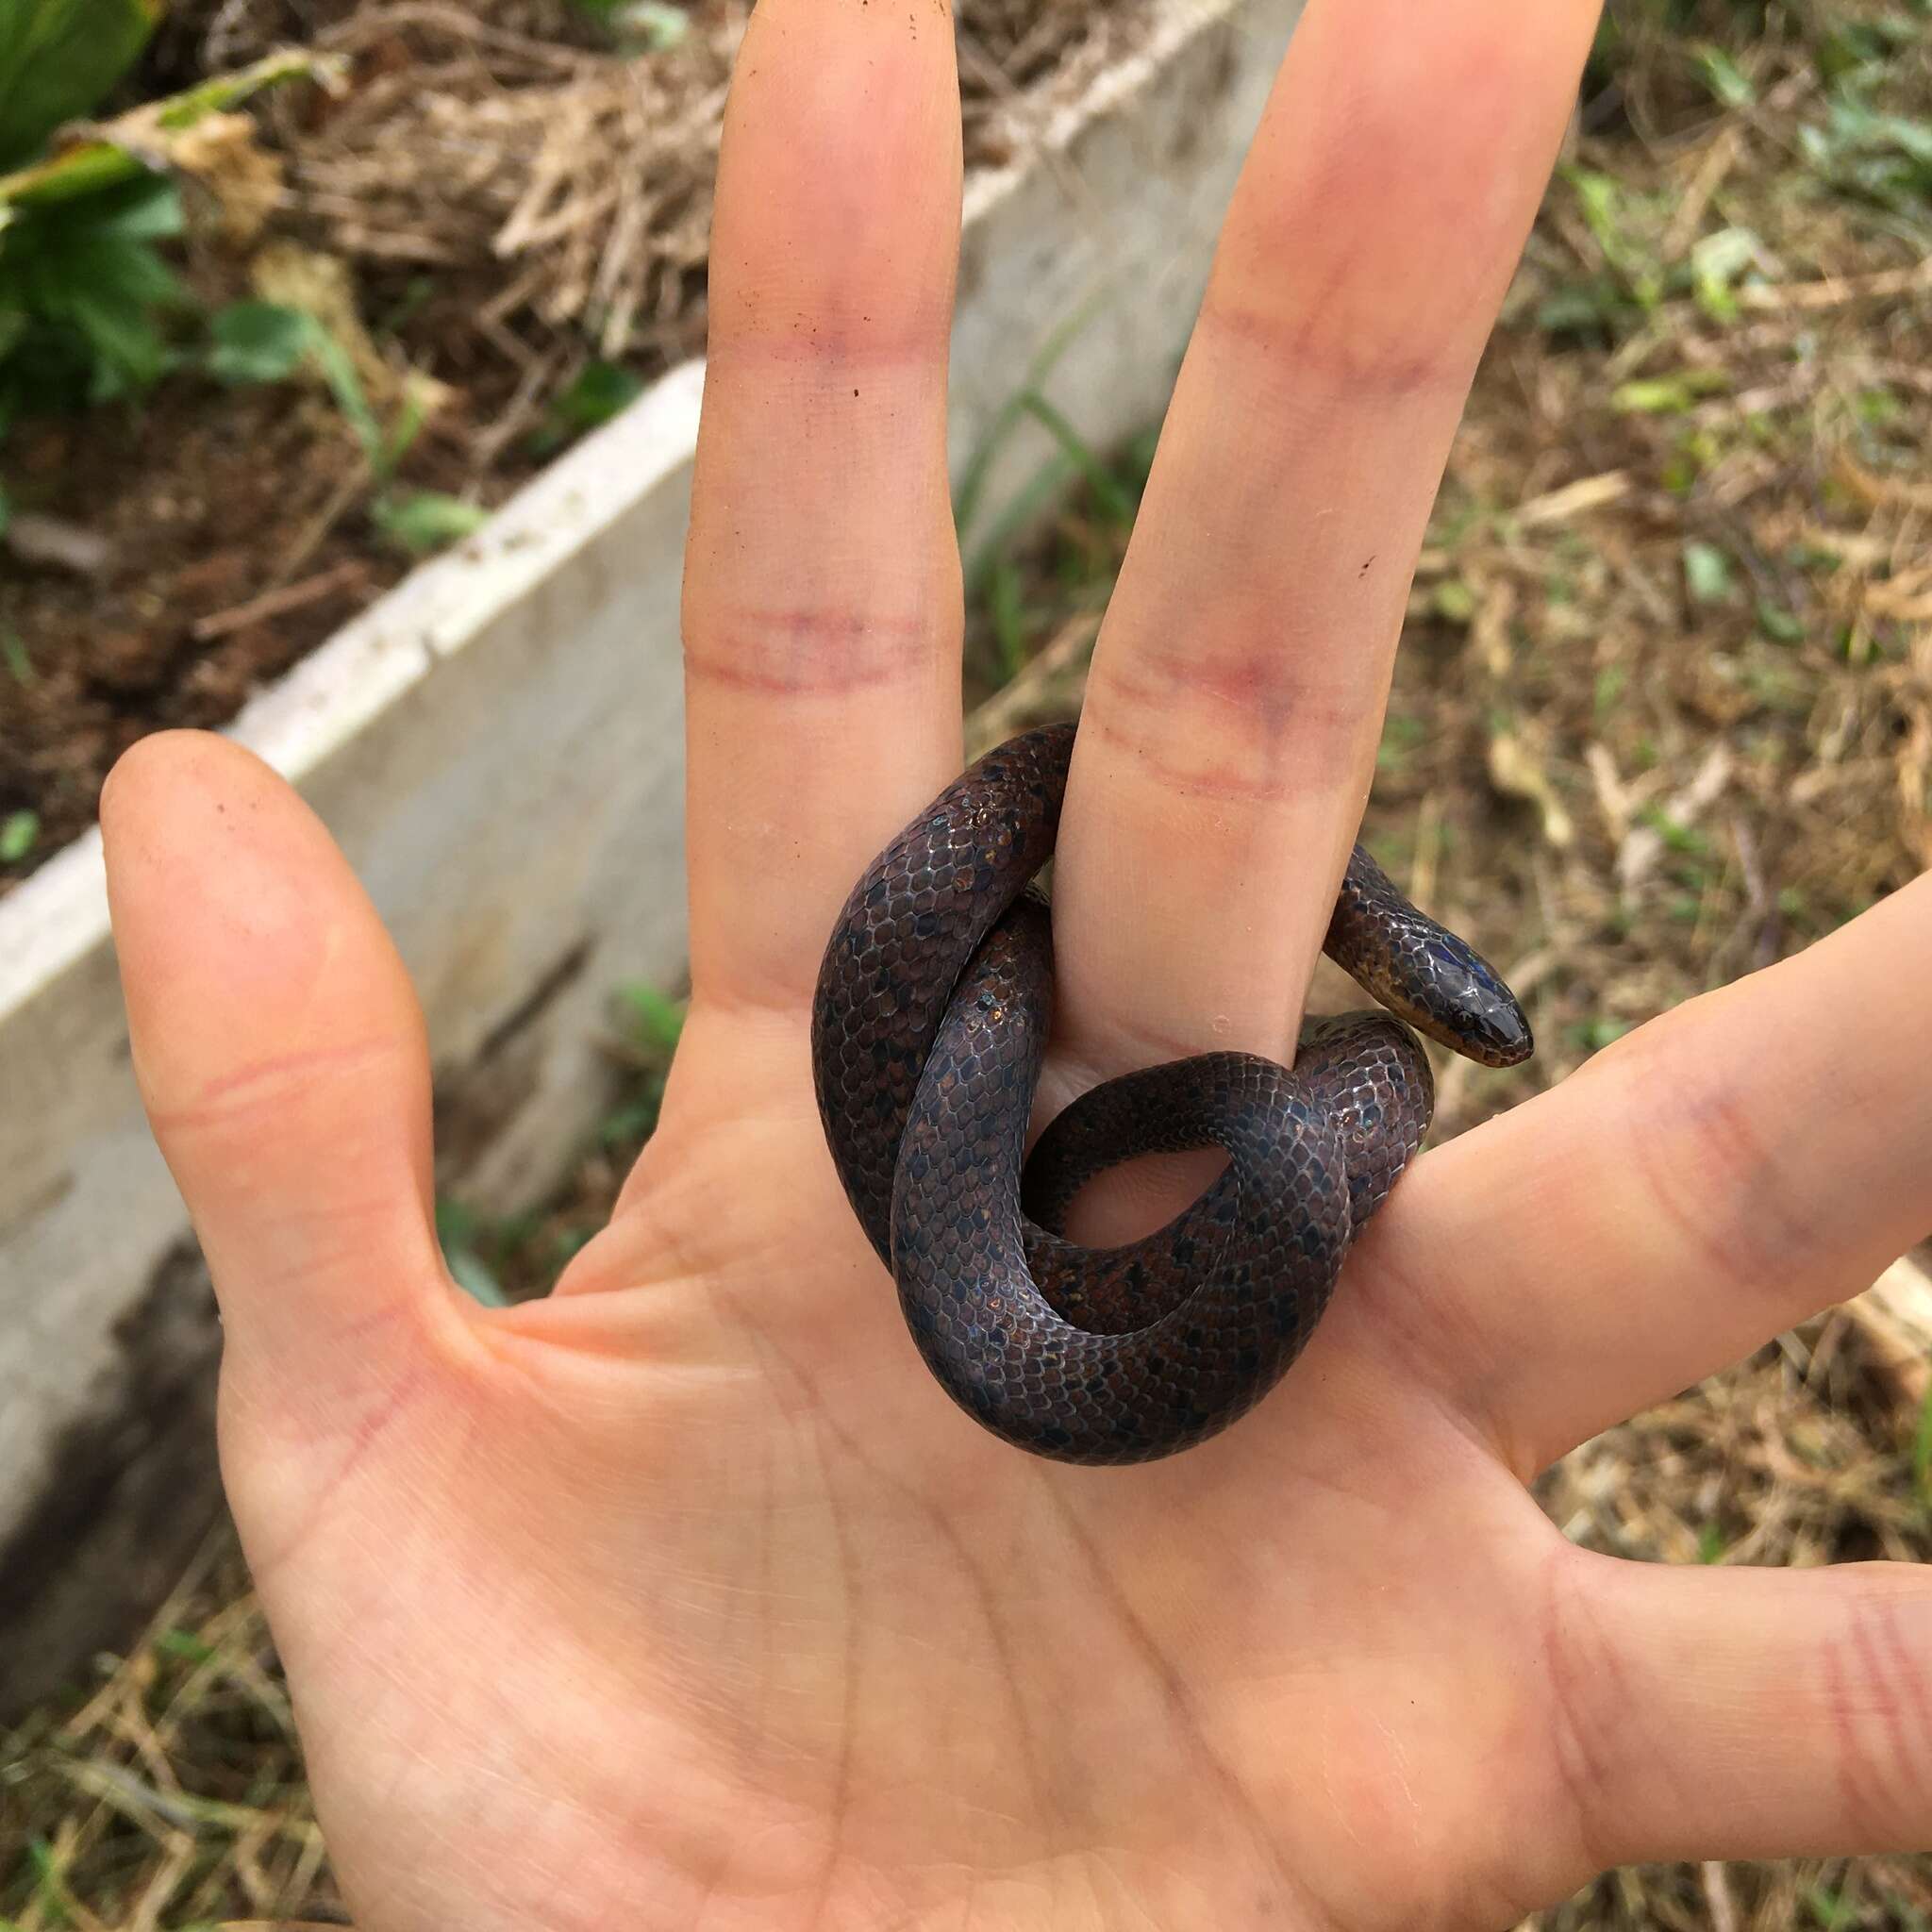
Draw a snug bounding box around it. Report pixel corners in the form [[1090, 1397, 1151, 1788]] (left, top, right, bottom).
[[0, 358, 710, 1016]]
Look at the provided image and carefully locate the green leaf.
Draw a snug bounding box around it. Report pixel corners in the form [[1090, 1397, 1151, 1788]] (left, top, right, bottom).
[[617, 2, 691, 49], [1857, 385, 1905, 425], [445, 1243, 509, 1307], [1567, 166, 1623, 252], [0, 809, 40, 862], [92, 170, 183, 242], [67, 284, 173, 394], [0, 0, 160, 169], [206, 300, 317, 385], [156, 1626, 217, 1664], [0, 174, 185, 407], [1691, 43, 1755, 110], [1567, 1017, 1633, 1053], [987, 557, 1029, 684], [1816, 20, 1918, 85], [375, 378, 429, 478], [435, 1197, 480, 1247], [1690, 226, 1762, 323], [1019, 390, 1137, 527], [557, 358, 642, 427], [371, 489, 490, 554], [618, 983, 687, 1054], [574, 0, 691, 46], [952, 287, 1113, 546], [1801, 93, 1932, 217], [235, 313, 381, 464], [1639, 804, 1710, 858], [1612, 370, 1727, 415], [1375, 712, 1425, 774], [530, 358, 643, 453], [0, 48, 341, 212], [1613, 378, 1690, 416], [1757, 599, 1806, 643], [1536, 282, 1623, 339], [1683, 539, 1737, 606], [1807, 1885, 1856, 1931], [598, 1094, 663, 1146]]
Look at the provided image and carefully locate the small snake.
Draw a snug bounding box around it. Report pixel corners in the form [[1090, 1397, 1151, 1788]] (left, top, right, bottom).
[[810, 724, 1532, 1465]]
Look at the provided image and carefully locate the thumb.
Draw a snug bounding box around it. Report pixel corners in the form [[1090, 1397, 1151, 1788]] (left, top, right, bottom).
[[102, 731, 453, 1423]]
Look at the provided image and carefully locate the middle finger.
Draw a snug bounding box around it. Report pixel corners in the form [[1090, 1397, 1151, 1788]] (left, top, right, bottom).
[[1051, 0, 1599, 1114]]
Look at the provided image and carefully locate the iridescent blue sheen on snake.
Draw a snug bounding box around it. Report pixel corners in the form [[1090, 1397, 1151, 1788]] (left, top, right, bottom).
[[810, 724, 1532, 1465]]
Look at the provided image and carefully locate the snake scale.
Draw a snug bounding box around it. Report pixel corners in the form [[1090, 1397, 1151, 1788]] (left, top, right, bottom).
[[810, 724, 1532, 1465]]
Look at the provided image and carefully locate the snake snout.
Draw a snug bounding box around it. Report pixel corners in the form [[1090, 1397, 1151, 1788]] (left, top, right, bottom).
[[1420, 934, 1535, 1069]]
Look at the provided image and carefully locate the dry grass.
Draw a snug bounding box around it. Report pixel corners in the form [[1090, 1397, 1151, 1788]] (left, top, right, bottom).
[[147, 0, 1155, 373], [5, 0, 1930, 1924], [139, 0, 1164, 495], [0, 1537, 339, 1929]]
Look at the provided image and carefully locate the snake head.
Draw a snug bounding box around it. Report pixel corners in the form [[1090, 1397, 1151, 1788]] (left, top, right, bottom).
[[1397, 933, 1535, 1069]]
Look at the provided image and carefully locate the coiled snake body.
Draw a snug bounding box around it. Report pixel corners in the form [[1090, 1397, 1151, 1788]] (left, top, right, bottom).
[[810, 724, 1532, 1465]]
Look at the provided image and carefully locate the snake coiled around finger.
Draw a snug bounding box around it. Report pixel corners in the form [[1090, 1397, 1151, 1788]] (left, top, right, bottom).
[[810, 724, 1532, 1465]]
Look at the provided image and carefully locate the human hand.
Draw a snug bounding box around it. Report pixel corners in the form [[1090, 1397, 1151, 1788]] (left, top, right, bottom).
[[102, 3, 1932, 1928]]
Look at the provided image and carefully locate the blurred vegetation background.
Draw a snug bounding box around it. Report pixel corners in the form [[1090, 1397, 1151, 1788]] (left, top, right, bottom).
[[3, 0, 1930, 1925]]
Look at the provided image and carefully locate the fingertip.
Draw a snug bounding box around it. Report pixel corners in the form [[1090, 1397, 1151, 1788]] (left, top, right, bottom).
[[101, 728, 224, 877], [103, 729, 318, 941], [106, 732, 411, 1091], [711, 0, 962, 354]]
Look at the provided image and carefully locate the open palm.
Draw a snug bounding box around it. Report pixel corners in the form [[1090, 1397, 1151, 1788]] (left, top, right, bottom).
[[102, 3, 1932, 1928]]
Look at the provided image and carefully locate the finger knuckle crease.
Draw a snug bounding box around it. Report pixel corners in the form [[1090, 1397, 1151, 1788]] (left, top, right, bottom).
[[1823, 1591, 1932, 1845], [683, 604, 940, 698], [1088, 650, 1366, 804], [153, 1041, 397, 1141], [1624, 1060, 1815, 1307]]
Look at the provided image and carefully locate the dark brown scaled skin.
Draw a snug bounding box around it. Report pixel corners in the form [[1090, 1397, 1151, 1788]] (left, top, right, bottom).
[[810, 724, 1533, 1465]]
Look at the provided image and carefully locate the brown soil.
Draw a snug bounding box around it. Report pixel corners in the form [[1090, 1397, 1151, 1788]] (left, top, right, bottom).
[[3, 391, 416, 868], [0, 0, 1157, 895]]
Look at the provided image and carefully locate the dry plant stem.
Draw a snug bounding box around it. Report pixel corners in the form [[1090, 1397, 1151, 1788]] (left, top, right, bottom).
[[190, 560, 370, 641]]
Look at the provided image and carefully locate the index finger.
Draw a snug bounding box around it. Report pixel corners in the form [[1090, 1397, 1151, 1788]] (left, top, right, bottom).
[[682, 0, 965, 1017]]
